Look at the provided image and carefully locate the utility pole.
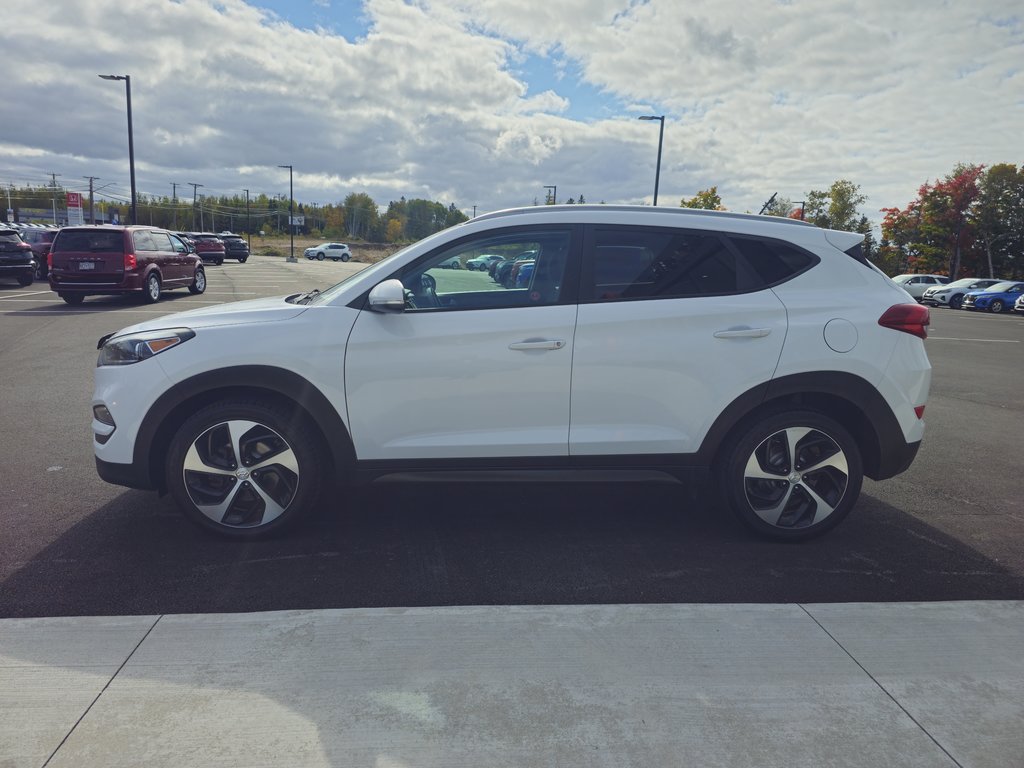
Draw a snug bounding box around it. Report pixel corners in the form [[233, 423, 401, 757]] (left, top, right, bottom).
[[49, 172, 61, 225], [83, 176, 100, 224], [243, 189, 250, 248], [171, 182, 180, 230], [188, 183, 203, 230]]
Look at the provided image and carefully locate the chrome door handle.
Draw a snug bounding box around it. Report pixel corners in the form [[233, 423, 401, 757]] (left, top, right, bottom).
[[509, 339, 566, 351], [713, 328, 771, 339]]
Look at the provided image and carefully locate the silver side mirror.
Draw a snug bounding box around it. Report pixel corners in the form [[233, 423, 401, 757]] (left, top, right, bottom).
[[368, 279, 406, 313]]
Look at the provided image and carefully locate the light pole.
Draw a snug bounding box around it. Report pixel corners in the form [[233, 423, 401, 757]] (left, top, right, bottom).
[[638, 115, 664, 206], [278, 165, 296, 262], [543, 185, 557, 205], [243, 188, 251, 248], [98, 75, 137, 224], [188, 183, 203, 230]]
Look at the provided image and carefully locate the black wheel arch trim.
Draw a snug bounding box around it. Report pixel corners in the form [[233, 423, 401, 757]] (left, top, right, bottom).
[[697, 370, 919, 481], [126, 365, 355, 491]]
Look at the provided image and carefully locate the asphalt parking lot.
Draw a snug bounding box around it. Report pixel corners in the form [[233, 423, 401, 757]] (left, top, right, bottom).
[[1, 257, 1022, 617]]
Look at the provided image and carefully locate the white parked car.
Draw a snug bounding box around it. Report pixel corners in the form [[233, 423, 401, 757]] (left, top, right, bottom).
[[303, 242, 351, 261], [891, 273, 949, 300], [921, 277, 1003, 309], [91, 206, 931, 541], [465, 253, 503, 271]]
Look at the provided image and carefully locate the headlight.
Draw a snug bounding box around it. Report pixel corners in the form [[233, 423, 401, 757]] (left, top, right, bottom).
[[97, 328, 195, 366]]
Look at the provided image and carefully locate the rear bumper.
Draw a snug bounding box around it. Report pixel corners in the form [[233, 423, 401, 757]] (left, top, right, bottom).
[[50, 272, 144, 294], [872, 439, 921, 481]]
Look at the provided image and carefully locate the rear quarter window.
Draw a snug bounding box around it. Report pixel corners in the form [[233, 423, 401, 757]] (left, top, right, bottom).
[[726, 235, 817, 286]]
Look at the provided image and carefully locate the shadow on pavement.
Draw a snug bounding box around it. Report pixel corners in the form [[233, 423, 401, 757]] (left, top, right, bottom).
[[3, 480, 1022, 617]]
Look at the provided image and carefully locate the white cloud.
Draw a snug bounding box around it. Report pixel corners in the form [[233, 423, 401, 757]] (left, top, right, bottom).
[[0, 0, 1021, 218]]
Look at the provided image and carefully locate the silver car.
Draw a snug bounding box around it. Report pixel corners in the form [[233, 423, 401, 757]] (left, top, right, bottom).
[[921, 277, 1002, 309]]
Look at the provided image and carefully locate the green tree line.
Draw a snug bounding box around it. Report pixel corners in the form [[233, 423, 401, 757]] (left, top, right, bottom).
[[2, 184, 470, 243]]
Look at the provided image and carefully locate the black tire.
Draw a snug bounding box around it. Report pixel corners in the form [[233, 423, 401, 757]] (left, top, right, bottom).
[[716, 410, 863, 541], [990, 299, 1005, 313], [215, 257, 224, 266], [144, 272, 161, 303], [35, 262, 47, 280], [950, 294, 964, 310], [17, 273, 33, 287], [60, 293, 84, 305], [341, 253, 350, 262], [239, 255, 248, 264], [188, 267, 207, 295], [165, 398, 323, 539], [316, 252, 325, 261]]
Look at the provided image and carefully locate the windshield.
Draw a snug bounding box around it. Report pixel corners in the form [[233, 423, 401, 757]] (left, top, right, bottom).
[[945, 278, 984, 288], [984, 281, 1018, 292]]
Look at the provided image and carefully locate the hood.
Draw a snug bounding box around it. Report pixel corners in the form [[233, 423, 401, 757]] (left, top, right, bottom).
[[108, 295, 308, 337]]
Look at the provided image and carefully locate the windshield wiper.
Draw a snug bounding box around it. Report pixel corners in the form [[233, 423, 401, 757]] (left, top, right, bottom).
[[296, 288, 320, 305]]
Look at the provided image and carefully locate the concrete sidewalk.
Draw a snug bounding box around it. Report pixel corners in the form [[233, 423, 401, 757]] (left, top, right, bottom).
[[1, 601, 1021, 767]]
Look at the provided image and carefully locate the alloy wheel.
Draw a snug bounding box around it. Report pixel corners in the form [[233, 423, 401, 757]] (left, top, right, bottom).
[[742, 426, 849, 529], [182, 419, 300, 528]]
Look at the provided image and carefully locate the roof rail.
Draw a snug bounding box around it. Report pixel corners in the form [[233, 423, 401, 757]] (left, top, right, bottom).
[[471, 204, 815, 227]]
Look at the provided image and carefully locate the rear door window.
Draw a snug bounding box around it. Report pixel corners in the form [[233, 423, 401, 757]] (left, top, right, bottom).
[[585, 228, 742, 301], [148, 231, 173, 251]]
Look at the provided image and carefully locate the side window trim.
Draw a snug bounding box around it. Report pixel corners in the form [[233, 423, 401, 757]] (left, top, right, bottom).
[[578, 224, 820, 304]]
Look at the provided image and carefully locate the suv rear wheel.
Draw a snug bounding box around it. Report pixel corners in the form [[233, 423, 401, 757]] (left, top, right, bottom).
[[165, 399, 323, 539], [717, 410, 863, 540]]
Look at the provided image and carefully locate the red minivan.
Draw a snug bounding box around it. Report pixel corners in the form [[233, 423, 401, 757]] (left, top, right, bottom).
[[49, 226, 206, 305]]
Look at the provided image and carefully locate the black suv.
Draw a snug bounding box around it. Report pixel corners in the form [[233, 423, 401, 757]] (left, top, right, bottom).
[[220, 234, 249, 262], [0, 228, 35, 286]]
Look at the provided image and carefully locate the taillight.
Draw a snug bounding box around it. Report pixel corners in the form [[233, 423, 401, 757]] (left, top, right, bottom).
[[124, 252, 137, 270], [48, 251, 53, 268], [878, 304, 930, 339]]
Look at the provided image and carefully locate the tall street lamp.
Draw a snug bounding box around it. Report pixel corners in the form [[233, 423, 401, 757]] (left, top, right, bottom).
[[543, 185, 557, 205], [278, 165, 296, 262], [638, 115, 664, 206], [98, 74, 137, 225]]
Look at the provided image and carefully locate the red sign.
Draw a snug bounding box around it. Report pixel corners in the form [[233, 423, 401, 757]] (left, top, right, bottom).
[[67, 192, 83, 207]]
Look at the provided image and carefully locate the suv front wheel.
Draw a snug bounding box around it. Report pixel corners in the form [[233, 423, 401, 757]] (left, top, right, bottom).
[[165, 399, 323, 539], [717, 410, 863, 541]]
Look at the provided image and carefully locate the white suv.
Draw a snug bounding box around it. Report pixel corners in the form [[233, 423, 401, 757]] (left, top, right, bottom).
[[92, 206, 931, 541]]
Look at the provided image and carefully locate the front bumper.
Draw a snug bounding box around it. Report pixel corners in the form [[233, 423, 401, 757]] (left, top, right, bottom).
[[96, 455, 157, 491]]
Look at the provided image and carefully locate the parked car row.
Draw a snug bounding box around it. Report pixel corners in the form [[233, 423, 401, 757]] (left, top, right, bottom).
[[176, 232, 249, 265], [961, 281, 1024, 313], [901, 274, 1024, 314], [489, 250, 537, 287]]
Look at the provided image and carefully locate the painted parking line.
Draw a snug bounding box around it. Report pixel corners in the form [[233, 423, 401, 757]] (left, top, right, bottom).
[[0, 290, 52, 300]]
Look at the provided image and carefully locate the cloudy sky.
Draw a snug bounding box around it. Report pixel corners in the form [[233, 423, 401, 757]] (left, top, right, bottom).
[[2, 0, 1021, 220]]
